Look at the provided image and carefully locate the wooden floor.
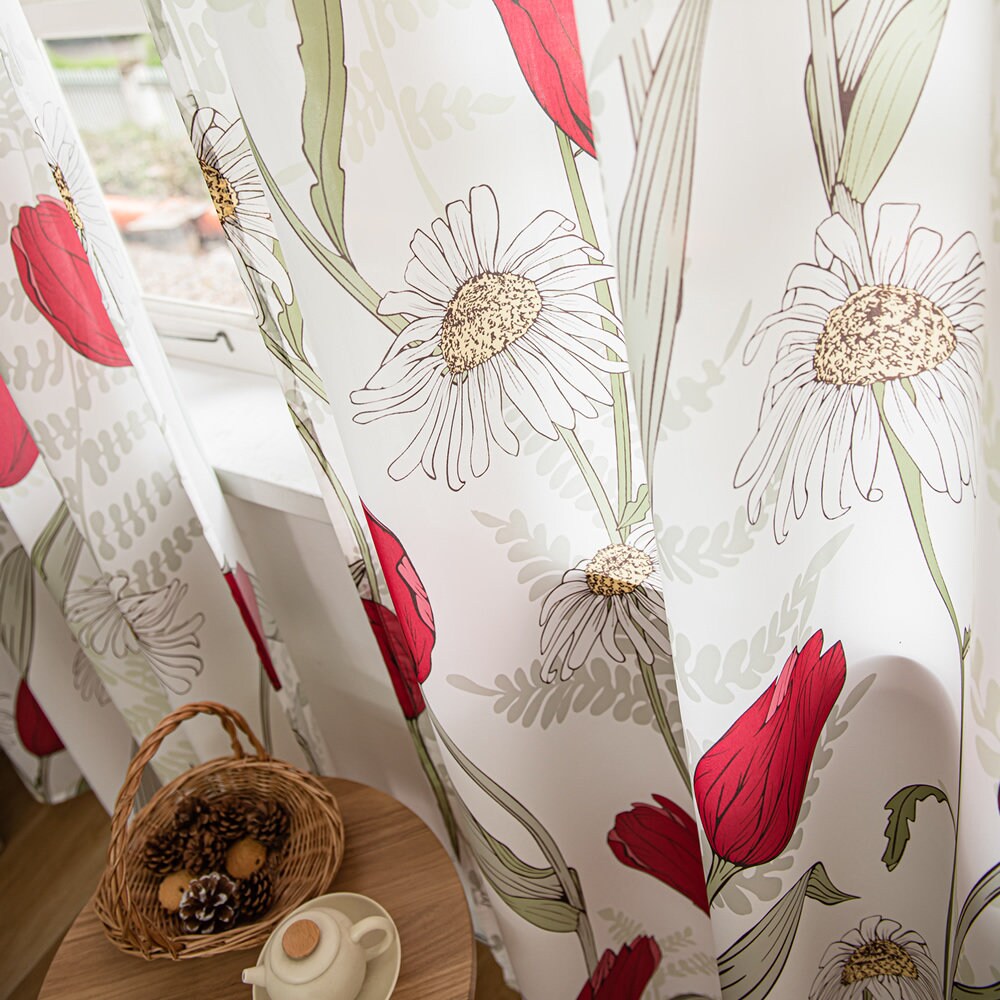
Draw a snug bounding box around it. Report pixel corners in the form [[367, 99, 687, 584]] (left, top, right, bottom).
[[0, 754, 519, 1000]]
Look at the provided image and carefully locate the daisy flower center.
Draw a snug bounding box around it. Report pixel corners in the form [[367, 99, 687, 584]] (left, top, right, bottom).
[[839, 939, 919, 985], [50, 164, 84, 237], [201, 162, 239, 222], [814, 283, 956, 386], [440, 272, 541, 375], [585, 544, 653, 597]]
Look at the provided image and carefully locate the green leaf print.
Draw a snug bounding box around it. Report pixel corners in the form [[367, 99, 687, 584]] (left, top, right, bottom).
[[717, 863, 856, 1000], [0, 546, 33, 673], [456, 794, 582, 933], [293, 0, 351, 261], [950, 862, 1000, 994], [838, 0, 948, 203], [430, 708, 598, 973], [880, 783, 949, 872], [617, 0, 711, 469], [30, 502, 83, 607]]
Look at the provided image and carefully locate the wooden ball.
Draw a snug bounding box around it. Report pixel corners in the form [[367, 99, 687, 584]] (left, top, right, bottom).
[[225, 837, 267, 879], [157, 870, 194, 912]]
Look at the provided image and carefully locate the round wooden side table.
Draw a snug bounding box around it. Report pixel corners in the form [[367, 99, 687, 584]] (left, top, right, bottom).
[[39, 777, 476, 999]]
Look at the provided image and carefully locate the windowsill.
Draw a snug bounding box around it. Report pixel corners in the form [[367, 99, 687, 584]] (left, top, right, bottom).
[[170, 359, 329, 523]]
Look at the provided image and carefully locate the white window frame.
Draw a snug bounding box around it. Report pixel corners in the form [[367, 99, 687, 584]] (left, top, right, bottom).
[[25, 0, 270, 376]]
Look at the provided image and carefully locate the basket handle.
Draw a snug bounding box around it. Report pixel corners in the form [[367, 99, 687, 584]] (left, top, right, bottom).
[[104, 702, 269, 949]]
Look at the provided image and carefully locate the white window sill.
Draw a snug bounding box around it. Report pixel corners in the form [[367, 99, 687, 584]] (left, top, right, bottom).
[[170, 359, 328, 523]]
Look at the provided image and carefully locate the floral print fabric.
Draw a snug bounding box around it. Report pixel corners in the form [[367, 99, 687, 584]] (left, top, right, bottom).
[[1, 0, 999, 998], [0, 0, 331, 805]]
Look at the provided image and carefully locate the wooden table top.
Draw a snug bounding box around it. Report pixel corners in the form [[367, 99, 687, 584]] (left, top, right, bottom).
[[39, 777, 476, 999]]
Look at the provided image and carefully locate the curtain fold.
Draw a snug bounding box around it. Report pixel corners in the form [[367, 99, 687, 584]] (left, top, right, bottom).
[[0, 0, 331, 792], [0, 0, 998, 998]]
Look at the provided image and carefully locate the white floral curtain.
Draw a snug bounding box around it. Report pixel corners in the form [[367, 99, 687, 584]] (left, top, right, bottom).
[[2, 0, 999, 998], [0, 2, 332, 809]]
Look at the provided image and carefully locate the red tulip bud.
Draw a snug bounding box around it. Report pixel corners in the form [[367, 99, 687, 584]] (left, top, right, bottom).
[[493, 0, 595, 156], [608, 794, 710, 914], [0, 379, 38, 487], [11, 196, 130, 368], [223, 564, 281, 690], [363, 504, 435, 683], [363, 599, 426, 720], [576, 936, 661, 1000], [16, 679, 64, 758], [694, 630, 846, 867]]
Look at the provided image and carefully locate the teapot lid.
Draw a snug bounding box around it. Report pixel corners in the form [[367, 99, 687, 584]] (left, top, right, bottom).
[[266, 910, 342, 986], [282, 920, 321, 960]]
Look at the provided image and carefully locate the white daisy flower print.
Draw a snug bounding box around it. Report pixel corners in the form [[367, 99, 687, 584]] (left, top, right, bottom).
[[351, 185, 628, 490], [190, 106, 291, 307], [736, 203, 983, 541], [810, 916, 940, 1000], [72, 648, 110, 706], [539, 523, 670, 682], [36, 103, 122, 279], [65, 573, 205, 695]]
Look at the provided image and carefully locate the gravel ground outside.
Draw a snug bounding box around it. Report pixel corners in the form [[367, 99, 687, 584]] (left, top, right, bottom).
[[125, 239, 251, 310]]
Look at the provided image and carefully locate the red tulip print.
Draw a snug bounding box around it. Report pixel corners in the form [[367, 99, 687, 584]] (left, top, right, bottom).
[[493, 0, 595, 156], [11, 195, 131, 368], [224, 563, 281, 691], [362, 505, 435, 683], [362, 599, 426, 720], [575, 935, 661, 1000], [0, 379, 38, 487], [15, 679, 64, 757], [608, 794, 710, 914], [694, 629, 846, 868]]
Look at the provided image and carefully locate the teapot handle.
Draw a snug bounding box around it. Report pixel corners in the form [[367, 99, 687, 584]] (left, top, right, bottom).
[[350, 916, 394, 962]]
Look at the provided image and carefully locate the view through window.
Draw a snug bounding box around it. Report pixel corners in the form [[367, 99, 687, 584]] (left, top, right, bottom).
[[44, 33, 250, 313]]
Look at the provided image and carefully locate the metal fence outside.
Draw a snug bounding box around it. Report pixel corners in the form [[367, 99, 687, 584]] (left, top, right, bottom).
[[55, 65, 182, 134]]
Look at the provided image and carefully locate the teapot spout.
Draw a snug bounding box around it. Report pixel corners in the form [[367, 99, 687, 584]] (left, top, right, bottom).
[[242, 965, 267, 987]]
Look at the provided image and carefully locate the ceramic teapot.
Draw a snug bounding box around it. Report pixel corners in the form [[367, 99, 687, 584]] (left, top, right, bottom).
[[242, 906, 394, 1000]]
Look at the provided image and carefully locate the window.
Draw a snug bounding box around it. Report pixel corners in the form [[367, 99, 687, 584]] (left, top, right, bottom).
[[26, 1, 270, 375]]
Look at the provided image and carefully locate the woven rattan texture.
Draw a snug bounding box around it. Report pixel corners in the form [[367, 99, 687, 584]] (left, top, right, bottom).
[[94, 702, 345, 960]]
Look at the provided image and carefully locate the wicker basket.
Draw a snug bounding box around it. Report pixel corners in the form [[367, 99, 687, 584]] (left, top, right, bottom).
[[94, 701, 345, 960]]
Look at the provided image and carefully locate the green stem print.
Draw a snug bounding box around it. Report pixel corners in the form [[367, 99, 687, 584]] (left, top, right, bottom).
[[874, 380, 968, 991], [252, 278, 330, 403], [557, 427, 622, 544], [257, 668, 274, 753], [637, 657, 690, 787], [872, 382, 963, 651], [556, 125, 633, 522], [246, 125, 406, 337], [429, 707, 598, 975], [35, 754, 50, 800], [704, 853, 740, 902], [289, 406, 380, 601], [407, 716, 461, 857]]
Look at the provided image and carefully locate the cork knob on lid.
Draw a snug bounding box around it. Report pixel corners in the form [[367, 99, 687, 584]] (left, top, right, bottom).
[[282, 918, 321, 960]]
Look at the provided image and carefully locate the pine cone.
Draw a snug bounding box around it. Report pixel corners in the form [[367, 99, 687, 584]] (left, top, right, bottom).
[[207, 796, 255, 842], [142, 829, 185, 875], [237, 869, 273, 922], [178, 872, 239, 934], [182, 823, 228, 875], [174, 795, 209, 832], [248, 801, 290, 850]]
